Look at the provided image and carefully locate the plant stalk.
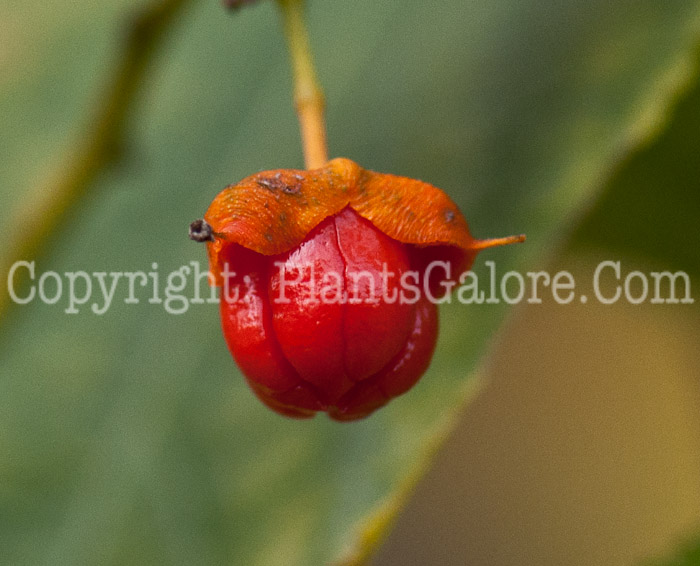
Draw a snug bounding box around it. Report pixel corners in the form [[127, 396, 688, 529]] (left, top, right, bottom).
[[277, 0, 328, 169]]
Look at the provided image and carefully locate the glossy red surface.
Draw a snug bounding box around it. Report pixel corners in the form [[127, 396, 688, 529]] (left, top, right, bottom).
[[219, 208, 440, 420]]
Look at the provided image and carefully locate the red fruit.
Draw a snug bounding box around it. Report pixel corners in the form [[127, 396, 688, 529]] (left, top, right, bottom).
[[200, 158, 523, 420]]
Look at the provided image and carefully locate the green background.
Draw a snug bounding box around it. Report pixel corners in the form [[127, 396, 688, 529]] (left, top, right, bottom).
[[1, 1, 698, 564]]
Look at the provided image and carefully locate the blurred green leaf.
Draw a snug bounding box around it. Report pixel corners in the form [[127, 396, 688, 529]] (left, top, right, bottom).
[[573, 47, 700, 278], [642, 536, 700, 566], [1, 1, 700, 565]]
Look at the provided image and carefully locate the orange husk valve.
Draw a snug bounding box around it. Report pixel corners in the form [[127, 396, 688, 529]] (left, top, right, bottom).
[[201, 158, 524, 420]]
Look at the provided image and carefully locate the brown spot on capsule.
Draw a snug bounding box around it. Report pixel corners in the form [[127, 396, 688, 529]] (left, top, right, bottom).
[[255, 172, 301, 195], [282, 184, 301, 195]]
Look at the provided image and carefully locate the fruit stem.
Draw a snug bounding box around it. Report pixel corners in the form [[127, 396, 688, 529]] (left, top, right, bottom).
[[277, 0, 328, 170], [472, 234, 527, 250]]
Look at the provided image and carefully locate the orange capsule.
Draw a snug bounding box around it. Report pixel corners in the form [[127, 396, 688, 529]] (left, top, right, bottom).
[[196, 158, 523, 420]]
